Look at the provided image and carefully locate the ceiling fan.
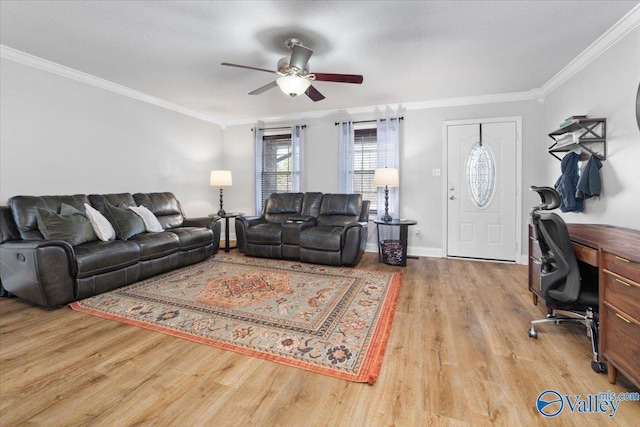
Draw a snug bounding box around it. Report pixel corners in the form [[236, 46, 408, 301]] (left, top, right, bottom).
[[221, 38, 363, 102]]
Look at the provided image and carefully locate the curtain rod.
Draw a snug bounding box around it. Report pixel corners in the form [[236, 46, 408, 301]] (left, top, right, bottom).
[[334, 117, 404, 125], [251, 125, 307, 131]]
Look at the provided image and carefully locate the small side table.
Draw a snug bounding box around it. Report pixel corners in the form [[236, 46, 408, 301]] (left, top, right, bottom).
[[374, 219, 418, 267], [214, 213, 243, 252]]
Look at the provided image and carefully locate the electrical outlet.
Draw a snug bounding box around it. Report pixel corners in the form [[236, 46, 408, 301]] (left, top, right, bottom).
[[415, 229, 421, 236], [432, 169, 441, 176]]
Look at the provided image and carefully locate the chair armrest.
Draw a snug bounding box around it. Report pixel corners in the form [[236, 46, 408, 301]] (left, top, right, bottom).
[[342, 221, 364, 232], [237, 216, 266, 228], [235, 216, 266, 253], [184, 216, 221, 229], [0, 240, 77, 307]]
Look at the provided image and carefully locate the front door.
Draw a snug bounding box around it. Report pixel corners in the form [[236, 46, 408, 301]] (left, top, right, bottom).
[[446, 120, 518, 261]]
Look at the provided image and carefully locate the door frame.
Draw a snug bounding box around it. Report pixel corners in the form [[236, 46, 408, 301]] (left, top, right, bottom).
[[442, 116, 523, 262]]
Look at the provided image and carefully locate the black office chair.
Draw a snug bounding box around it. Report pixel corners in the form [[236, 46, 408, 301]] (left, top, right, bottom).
[[528, 186, 606, 373]]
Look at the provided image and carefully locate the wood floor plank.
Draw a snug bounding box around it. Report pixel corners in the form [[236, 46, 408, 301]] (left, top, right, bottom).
[[1, 253, 639, 426]]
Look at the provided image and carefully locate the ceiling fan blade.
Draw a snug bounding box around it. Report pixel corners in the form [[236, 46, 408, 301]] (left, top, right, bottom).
[[313, 73, 363, 84], [221, 62, 277, 74], [249, 81, 278, 95], [289, 44, 313, 71], [305, 85, 325, 102]]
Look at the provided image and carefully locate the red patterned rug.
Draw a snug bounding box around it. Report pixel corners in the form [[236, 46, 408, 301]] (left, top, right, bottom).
[[70, 255, 402, 384]]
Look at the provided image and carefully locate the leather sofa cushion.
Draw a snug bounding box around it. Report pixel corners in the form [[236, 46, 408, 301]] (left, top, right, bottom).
[[317, 194, 362, 227], [168, 227, 213, 250], [263, 193, 304, 223], [88, 193, 136, 213], [9, 195, 90, 240], [246, 223, 282, 245], [319, 194, 362, 216], [128, 232, 180, 261], [133, 192, 185, 229], [302, 192, 323, 217], [299, 226, 343, 251], [74, 240, 140, 278]]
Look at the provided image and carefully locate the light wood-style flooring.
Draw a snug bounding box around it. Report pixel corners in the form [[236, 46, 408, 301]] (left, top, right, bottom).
[[1, 253, 638, 426]]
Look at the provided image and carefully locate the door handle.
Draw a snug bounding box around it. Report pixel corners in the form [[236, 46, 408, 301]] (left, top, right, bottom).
[[449, 195, 455, 200]]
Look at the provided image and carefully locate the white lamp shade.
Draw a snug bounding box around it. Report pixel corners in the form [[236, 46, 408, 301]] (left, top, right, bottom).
[[210, 170, 233, 186], [373, 168, 399, 187], [276, 75, 311, 97]]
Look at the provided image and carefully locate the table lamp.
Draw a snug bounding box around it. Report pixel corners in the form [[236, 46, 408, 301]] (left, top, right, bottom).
[[373, 167, 399, 222], [210, 170, 233, 216]]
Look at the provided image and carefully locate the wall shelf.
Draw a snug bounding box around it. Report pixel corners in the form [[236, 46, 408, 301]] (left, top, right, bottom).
[[548, 117, 606, 161]]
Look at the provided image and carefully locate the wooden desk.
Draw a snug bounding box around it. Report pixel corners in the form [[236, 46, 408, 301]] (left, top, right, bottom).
[[528, 223, 640, 390]]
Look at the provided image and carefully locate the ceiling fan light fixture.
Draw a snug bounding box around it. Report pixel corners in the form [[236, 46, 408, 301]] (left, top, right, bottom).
[[276, 75, 310, 97]]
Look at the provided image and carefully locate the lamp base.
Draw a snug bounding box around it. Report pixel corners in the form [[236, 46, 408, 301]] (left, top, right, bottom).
[[217, 188, 226, 217], [382, 186, 392, 222]]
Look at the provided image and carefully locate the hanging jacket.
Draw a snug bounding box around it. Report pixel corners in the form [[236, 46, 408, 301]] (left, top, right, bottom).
[[554, 152, 583, 212], [576, 155, 603, 200]]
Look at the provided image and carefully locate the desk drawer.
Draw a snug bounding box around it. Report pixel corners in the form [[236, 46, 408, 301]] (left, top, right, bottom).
[[603, 251, 640, 281], [573, 243, 598, 266], [602, 303, 640, 385], [602, 272, 640, 321], [529, 237, 541, 260]]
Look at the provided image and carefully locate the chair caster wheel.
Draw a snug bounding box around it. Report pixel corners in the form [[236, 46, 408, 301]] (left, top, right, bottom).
[[528, 327, 538, 338], [591, 361, 607, 374]]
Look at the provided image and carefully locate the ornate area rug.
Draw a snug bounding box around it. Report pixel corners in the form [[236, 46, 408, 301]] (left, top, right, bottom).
[[70, 255, 402, 384]]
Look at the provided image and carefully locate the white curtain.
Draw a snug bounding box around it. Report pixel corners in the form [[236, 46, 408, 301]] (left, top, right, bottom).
[[377, 117, 400, 221], [291, 125, 304, 193], [253, 125, 264, 215], [337, 121, 355, 193]]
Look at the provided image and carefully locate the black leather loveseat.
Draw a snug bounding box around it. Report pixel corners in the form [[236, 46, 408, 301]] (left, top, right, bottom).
[[235, 193, 370, 267], [0, 192, 221, 308]]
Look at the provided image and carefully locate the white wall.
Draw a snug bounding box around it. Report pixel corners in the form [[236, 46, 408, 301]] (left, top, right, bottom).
[[541, 26, 640, 229], [0, 58, 224, 217]]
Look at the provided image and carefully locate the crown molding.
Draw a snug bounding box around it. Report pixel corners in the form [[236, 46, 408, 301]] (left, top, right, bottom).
[[0, 45, 224, 126], [223, 89, 544, 126], [2, 5, 637, 127], [539, 4, 640, 98]]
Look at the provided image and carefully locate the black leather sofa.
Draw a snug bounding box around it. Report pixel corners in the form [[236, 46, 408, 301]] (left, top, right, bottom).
[[0, 192, 221, 307], [236, 193, 370, 267]]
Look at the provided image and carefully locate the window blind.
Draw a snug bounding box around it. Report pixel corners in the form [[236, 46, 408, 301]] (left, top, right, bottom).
[[261, 134, 293, 207], [353, 128, 378, 211]]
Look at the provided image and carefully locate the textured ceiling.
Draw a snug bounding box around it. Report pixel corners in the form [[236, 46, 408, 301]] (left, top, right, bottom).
[[1, 1, 638, 123]]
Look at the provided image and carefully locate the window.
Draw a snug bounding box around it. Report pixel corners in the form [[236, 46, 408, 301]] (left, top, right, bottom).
[[254, 125, 304, 214], [260, 133, 293, 208], [353, 127, 378, 212]]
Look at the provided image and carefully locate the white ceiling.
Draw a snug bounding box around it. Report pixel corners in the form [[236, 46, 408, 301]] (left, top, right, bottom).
[[1, 1, 638, 124]]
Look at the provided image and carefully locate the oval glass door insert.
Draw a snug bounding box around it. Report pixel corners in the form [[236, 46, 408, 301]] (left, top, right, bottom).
[[466, 142, 495, 209]]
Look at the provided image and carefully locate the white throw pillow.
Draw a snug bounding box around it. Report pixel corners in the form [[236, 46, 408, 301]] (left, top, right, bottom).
[[84, 203, 116, 241], [129, 205, 164, 233]]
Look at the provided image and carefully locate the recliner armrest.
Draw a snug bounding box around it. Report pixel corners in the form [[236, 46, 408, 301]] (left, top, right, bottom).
[[237, 216, 266, 228], [0, 240, 77, 307], [184, 216, 221, 230]]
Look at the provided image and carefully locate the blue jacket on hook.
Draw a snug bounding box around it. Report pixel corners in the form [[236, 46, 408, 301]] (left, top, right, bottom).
[[554, 152, 584, 212], [576, 155, 602, 200]]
